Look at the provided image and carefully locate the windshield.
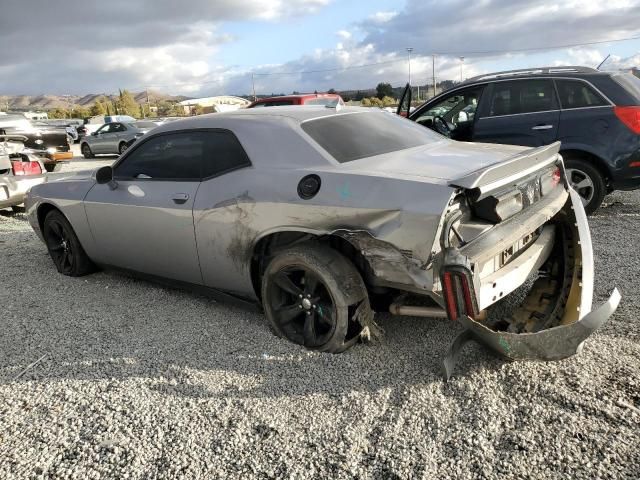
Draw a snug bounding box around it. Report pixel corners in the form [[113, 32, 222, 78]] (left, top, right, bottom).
[[301, 111, 442, 163]]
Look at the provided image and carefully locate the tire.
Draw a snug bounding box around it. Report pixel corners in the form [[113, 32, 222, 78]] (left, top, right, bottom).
[[118, 142, 128, 155], [563, 156, 606, 214], [43, 210, 95, 276], [44, 163, 56, 173], [81, 143, 94, 159], [11, 205, 25, 213], [261, 243, 370, 353]]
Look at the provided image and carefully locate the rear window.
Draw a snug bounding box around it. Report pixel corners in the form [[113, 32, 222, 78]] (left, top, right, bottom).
[[556, 80, 608, 109], [301, 111, 441, 163], [612, 73, 640, 102], [251, 100, 295, 108], [304, 97, 342, 106]]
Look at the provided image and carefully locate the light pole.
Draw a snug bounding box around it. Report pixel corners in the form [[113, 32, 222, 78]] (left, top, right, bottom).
[[432, 54, 437, 98], [406, 47, 413, 86], [460, 56, 465, 82]]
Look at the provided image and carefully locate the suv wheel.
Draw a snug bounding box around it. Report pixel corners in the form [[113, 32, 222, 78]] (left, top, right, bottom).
[[563, 157, 606, 214]]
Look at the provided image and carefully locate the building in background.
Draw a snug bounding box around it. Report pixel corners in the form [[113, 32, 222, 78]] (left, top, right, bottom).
[[178, 96, 251, 115]]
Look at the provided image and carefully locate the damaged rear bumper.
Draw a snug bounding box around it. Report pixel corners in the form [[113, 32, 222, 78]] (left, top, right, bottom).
[[441, 188, 620, 379]]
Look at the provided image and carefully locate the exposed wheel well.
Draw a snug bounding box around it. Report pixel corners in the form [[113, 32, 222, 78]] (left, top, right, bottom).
[[250, 231, 375, 301], [37, 203, 62, 234], [560, 149, 612, 189]]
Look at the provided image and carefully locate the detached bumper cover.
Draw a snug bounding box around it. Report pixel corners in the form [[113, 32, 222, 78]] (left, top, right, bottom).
[[441, 188, 620, 380]]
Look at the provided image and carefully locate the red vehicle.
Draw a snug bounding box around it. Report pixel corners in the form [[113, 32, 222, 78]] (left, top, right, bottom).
[[247, 93, 344, 108]]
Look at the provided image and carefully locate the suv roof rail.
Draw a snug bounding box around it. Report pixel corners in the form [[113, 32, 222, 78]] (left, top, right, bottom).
[[464, 66, 600, 84]]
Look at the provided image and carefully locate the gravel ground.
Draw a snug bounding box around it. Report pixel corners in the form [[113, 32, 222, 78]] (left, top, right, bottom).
[[0, 170, 639, 479]]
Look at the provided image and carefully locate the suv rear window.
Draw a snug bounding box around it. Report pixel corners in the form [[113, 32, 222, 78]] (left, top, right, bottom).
[[556, 79, 608, 109], [301, 112, 440, 163], [612, 73, 640, 102]]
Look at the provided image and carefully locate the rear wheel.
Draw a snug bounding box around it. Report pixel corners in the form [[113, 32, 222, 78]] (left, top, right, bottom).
[[563, 157, 605, 214], [81, 143, 94, 159], [261, 243, 370, 353], [43, 210, 95, 276], [118, 142, 128, 155]]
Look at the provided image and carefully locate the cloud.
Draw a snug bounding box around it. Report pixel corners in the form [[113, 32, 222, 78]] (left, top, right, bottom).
[[1, 0, 639, 97], [0, 0, 329, 95], [359, 0, 640, 57]]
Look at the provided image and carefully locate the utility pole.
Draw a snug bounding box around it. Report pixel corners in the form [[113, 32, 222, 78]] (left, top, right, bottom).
[[460, 57, 465, 82], [432, 55, 437, 98], [251, 73, 256, 101], [406, 47, 413, 101]]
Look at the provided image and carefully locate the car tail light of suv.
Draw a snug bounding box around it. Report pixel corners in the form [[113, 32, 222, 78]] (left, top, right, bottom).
[[11, 159, 43, 176], [614, 106, 640, 134]]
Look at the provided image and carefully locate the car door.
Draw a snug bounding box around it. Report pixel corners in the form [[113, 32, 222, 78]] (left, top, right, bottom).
[[191, 130, 254, 296], [83, 131, 205, 284], [108, 122, 127, 153], [473, 79, 560, 147], [91, 123, 114, 153], [410, 85, 485, 141]]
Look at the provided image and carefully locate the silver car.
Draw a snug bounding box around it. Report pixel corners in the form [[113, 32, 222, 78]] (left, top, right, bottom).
[[24, 107, 619, 377], [1, 135, 47, 211], [80, 121, 158, 157]]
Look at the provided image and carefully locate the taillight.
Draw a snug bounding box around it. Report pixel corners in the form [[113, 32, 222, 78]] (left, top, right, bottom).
[[441, 267, 478, 320], [540, 166, 562, 196], [11, 160, 42, 176], [614, 106, 640, 134]]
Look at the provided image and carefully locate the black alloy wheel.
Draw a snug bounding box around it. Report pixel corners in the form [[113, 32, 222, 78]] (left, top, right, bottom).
[[262, 244, 369, 353], [266, 266, 337, 348], [43, 210, 95, 276]]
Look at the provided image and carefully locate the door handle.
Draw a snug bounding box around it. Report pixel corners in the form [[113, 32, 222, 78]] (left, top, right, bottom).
[[532, 124, 553, 130], [172, 193, 190, 204]]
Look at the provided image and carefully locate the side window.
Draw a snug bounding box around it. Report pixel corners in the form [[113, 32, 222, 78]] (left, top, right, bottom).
[[201, 131, 251, 178], [556, 80, 608, 109], [114, 132, 204, 180], [110, 123, 125, 132], [489, 80, 558, 116], [96, 124, 112, 134], [414, 87, 483, 127]]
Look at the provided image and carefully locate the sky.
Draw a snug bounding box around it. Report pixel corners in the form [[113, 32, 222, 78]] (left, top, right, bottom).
[[1, 0, 640, 97]]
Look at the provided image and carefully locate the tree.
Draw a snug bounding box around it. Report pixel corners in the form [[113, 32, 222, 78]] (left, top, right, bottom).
[[327, 88, 336, 94], [71, 106, 90, 119], [89, 100, 106, 117], [376, 82, 393, 100], [114, 89, 141, 118], [48, 108, 70, 119]]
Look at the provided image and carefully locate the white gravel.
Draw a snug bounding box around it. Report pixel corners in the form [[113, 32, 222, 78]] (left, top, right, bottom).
[[0, 168, 639, 478]]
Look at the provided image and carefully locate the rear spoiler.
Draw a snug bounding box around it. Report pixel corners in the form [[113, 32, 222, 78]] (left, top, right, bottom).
[[449, 141, 561, 194]]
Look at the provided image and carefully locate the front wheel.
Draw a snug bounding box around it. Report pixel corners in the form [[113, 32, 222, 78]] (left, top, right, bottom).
[[261, 243, 370, 353], [43, 210, 96, 276], [564, 157, 606, 214], [81, 143, 94, 159]]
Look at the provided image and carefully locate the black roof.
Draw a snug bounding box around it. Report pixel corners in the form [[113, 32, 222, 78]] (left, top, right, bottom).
[[462, 66, 603, 85]]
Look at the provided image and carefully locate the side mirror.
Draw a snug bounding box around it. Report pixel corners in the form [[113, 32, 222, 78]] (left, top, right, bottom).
[[96, 166, 118, 190], [91, 132, 97, 136]]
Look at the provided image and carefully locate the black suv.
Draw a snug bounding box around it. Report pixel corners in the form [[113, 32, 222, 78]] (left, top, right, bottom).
[[398, 66, 640, 213]]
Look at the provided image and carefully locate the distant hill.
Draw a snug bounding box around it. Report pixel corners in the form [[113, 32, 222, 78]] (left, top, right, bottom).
[[0, 90, 189, 111]]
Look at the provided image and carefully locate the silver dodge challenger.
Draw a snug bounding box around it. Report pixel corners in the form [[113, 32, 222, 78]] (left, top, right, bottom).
[[24, 106, 620, 377]]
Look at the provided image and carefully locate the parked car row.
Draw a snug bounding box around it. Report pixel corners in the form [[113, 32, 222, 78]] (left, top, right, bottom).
[[0, 114, 73, 171]]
